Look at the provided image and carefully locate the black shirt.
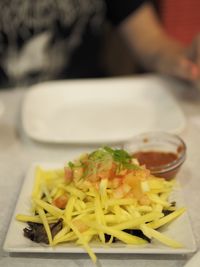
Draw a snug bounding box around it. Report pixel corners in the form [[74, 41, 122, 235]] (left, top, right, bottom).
[[0, 0, 146, 86]]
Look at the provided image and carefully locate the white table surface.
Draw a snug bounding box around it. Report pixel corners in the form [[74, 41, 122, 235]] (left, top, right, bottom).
[[1, 75, 200, 267]]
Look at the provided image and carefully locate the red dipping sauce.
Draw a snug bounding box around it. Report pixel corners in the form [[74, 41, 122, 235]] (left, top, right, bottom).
[[132, 150, 183, 180], [124, 132, 186, 180], [133, 151, 178, 170]]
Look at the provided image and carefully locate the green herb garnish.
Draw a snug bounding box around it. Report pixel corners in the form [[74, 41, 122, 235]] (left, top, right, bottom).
[[104, 146, 140, 170], [67, 146, 140, 179]]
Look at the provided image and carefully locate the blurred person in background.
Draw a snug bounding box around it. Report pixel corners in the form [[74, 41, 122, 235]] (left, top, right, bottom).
[[0, 0, 199, 87]]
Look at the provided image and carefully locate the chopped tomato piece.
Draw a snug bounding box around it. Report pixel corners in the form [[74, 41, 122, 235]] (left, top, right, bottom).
[[108, 162, 117, 179], [53, 195, 68, 209], [64, 167, 73, 183], [73, 219, 89, 233]]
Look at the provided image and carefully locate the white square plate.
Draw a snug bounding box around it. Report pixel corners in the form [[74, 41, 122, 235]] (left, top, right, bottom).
[[22, 76, 186, 144], [3, 162, 196, 255]]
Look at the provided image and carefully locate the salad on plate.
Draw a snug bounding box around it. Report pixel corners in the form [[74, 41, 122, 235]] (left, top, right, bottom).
[[16, 147, 186, 262]]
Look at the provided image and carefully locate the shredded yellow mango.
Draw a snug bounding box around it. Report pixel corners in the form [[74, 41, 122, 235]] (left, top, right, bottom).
[[16, 147, 186, 263], [64, 195, 76, 223], [140, 224, 183, 248], [37, 207, 53, 245], [147, 207, 186, 229]]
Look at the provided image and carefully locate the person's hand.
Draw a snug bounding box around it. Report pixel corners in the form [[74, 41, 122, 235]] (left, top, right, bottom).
[[172, 35, 200, 81], [119, 2, 200, 83]]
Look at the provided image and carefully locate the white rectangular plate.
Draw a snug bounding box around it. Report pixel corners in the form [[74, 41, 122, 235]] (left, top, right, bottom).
[[4, 162, 196, 255], [22, 76, 186, 144]]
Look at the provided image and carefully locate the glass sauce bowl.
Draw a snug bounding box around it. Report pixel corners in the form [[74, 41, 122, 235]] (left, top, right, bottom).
[[123, 132, 186, 180]]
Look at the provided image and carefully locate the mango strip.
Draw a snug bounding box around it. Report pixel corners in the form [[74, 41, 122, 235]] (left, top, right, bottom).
[[16, 214, 57, 224], [84, 221, 147, 245], [34, 198, 64, 218], [59, 184, 85, 200], [147, 207, 186, 229], [64, 195, 76, 223], [37, 207, 53, 245], [112, 212, 163, 230], [140, 224, 183, 248]]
